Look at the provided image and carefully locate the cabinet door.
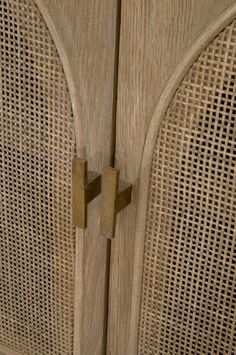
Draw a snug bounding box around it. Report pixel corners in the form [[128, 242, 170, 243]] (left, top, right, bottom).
[[108, 1, 236, 354], [0, 1, 118, 354]]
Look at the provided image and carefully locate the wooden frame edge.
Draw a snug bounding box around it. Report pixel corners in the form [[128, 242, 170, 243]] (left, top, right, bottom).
[[31, 2, 85, 355], [35, 0, 84, 154], [0, 345, 23, 355], [128, 3, 236, 354]]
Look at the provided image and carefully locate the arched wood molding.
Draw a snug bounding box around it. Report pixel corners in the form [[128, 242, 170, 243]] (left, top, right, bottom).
[[128, 3, 236, 354], [35, 0, 84, 154], [0, 1, 84, 353], [34, 2, 85, 355]]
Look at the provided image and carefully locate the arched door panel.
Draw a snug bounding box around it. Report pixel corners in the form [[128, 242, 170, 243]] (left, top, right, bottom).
[[107, 2, 236, 354], [138, 19, 236, 354], [0, 1, 76, 354], [0, 1, 118, 354]]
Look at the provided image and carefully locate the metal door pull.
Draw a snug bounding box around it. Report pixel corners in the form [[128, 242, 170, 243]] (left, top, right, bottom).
[[72, 158, 101, 229], [100, 167, 132, 239]]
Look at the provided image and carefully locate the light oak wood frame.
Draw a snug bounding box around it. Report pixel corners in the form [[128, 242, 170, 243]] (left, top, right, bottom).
[[128, 3, 236, 354], [32, 1, 119, 355], [107, 1, 236, 354], [0, 0, 118, 353]]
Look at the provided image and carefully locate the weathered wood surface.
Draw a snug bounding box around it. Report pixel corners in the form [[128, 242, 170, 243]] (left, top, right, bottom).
[[108, 1, 235, 354], [37, 1, 118, 354]]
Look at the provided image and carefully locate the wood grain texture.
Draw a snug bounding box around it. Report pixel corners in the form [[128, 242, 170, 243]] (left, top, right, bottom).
[[136, 16, 236, 354], [107, 1, 236, 354], [36, 1, 118, 354], [129, 4, 236, 354], [0, 345, 23, 355]]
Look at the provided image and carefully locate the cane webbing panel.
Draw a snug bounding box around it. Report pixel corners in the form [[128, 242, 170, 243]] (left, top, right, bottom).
[[138, 20, 236, 354], [0, 1, 76, 354]]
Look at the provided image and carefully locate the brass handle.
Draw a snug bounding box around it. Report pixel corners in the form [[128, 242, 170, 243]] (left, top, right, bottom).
[[100, 167, 132, 239], [72, 158, 101, 229]]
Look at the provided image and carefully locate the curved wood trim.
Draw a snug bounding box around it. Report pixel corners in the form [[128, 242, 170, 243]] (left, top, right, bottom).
[[128, 3, 236, 354], [32, 3, 85, 355], [0, 345, 23, 355], [35, 0, 84, 153]]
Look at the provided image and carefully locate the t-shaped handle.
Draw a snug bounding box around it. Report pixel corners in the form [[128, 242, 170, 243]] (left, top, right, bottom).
[[100, 167, 132, 239], [72, 159, 101, 229]]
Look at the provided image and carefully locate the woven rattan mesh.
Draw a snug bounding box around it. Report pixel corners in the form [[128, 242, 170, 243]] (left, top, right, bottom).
[[0, 1, 76, 354], [138, 21, 236, 354]]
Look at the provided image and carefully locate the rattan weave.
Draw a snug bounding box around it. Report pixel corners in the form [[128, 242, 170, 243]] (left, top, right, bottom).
[[0, 1, 76, 354], [138, 20, 236, 354]]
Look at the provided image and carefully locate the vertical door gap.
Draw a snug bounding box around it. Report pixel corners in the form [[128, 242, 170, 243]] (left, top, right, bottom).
[[110, 0, 122, 167], [103, 0, 122, 354]]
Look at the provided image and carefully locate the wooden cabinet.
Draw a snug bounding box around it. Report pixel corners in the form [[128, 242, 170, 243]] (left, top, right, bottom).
[[0, 1, 117, 354], [0, 1, 235, 355]]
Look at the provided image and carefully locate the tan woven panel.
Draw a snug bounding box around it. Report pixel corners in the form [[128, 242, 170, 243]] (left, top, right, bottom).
[[0, 1, 76, 354], [138, 20, 236, 354]]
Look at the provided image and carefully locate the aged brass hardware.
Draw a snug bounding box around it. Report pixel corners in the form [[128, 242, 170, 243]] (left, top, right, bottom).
[[72, 158, 101, 229], [100, 167, 132, 239]]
